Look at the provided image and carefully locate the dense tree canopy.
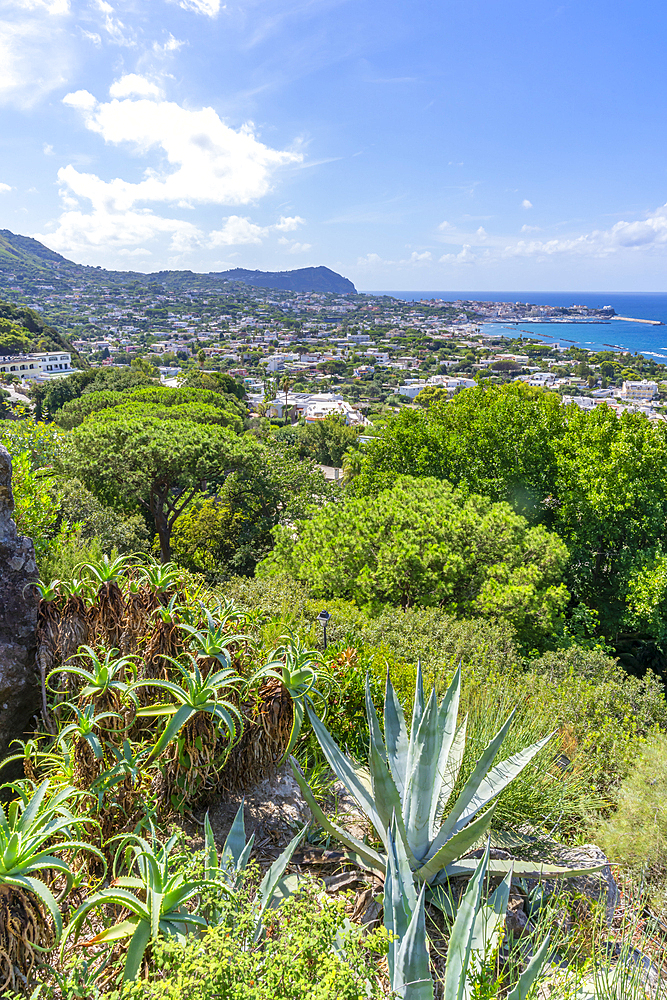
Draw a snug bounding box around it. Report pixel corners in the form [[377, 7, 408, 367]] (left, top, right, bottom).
[[259, 475, 569, 649], [56, 385, 246, 433], [274, 415, 360, 467], [64, 409, 259, 561], [353, 384, 667, 644]]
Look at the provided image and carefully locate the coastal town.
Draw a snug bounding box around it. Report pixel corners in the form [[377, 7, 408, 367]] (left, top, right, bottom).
[[1, 231, 667, 425]]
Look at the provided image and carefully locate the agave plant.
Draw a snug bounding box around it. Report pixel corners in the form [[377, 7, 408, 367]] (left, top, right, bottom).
[[136, 653, 243, 762], [64, 831, 214, 983], [385, 829, 553, 1000], [292, 664, 601, 890], [0, 781, 104, 989], [246, 635, 331, 760], [203, 803, 305, 941]]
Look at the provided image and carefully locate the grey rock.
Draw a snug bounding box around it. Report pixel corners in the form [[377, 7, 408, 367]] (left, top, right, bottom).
[[0, 446, 39, 757], [207, 760, 312, 848], [552, 843, 619, 925]]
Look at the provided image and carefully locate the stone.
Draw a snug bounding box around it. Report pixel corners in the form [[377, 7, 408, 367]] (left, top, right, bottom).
[[206, 760, 312, 849], [551, 843, 619, 925], [0, 445, 40, 757]]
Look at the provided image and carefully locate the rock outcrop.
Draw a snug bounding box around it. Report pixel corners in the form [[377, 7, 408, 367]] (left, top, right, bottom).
[[0, 445, 40, 755]]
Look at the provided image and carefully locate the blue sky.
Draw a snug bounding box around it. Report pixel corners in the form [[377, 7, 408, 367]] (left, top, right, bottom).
[[1, 0, 667, 291]]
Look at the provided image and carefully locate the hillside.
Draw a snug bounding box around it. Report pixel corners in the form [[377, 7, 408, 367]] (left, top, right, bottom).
[[0, 229, 356, 295], [217, 265, 356, 293]]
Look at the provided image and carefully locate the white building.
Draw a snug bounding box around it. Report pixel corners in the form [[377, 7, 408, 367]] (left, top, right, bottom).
[[267, 391, 370, 426], [620, 379, 658, 401], [0, 352, 73, 381]]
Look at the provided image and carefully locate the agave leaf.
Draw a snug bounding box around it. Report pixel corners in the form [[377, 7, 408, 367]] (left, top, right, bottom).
[[429, 665, 462, 839], [451, 732, 554, 837], [385, 820, 419, 982], [220, 803, 246, 871], [306, 705, 386, 845], [416, 805, 496, 883], [434, 715, 468, 831], [443, 860, 606, 879], [469, 867, 513, 979], [289, 759, 386, 874], [404, 687, 442, 861], [384, 671, 409, 803], [393, 883, 434, 999], [437, 712, 516, 845], [254, 824, 306, 942], [404, 661, 425, 798], [506, 934, 551, 1000], [365, 673, 386, 757], [368, 736, 411, 857], [443, 842, 489, 1000]]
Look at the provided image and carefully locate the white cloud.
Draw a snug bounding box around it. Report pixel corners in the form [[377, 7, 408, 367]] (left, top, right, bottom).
[[274, 215, 305, 231], [0, 0, 73, 108], [0, 183, 12, 193], [178, 0, 222, 14], [60, 89, 302, 209], [93, 0, 134, 46], [522, 199, 533, 209], [437, 220, 452, 231], [278, 237, 312, 253], [118, 247, 152, 256], [209, 216, 266, 246], [439, 245, 477, 265], [41, 87, 303, 256], [109, 75, 163, 100], [43, 144, 54, 155], [153, 34, 185, 55], [520, 224, 540, 233], [356, 252, 389, 266]]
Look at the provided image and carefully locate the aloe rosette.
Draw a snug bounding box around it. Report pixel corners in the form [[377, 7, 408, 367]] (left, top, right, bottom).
[[292, 663, 601, 890], [0, 781, 104, 944]]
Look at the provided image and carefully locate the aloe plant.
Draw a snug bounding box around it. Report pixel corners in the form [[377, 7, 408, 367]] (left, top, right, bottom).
[[247, 635, 331, 760], [136, 653, 243, 761], [292, 664, 601, 889], [64, 831, 213, 982], [0, 781, 104, 945]]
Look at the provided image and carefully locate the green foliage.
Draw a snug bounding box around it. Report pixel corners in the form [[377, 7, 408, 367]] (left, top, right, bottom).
[[119, 881, 388, 1000], [414, 385, 449, 408], [31, 368, 155, 422], [0, 317, 33, 355], [354, 383, 564, 518], [274, 415, 361, 467], [0, 301, 73, 357], [55, 385, 245, 433], [260, 476, 569, 649], [171, 442, 331, 578], [593, 734, 667, 878], [63, 408, 261, 560], [7, 452, 61, 556], [54, 478, 150, 554], [178, 367, 246, 401], [0, 418, 64, 467]]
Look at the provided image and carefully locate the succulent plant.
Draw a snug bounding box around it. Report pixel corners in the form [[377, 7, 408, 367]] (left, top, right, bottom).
[[292, 663, 601, 893]]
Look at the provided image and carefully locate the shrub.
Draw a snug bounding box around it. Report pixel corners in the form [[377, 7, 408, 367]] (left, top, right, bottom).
[[593, 733, 667, 877], [119, 882, 388, 1000]]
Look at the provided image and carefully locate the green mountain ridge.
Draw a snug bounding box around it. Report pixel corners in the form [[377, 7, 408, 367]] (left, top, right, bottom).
[[0, 230, 356, 294]]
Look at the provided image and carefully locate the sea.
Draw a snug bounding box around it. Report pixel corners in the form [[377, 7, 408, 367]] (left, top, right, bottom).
[[362, 291, 667, 359]]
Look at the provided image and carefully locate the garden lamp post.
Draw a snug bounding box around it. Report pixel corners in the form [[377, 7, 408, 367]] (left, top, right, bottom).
[[316, 609, 331, 649]]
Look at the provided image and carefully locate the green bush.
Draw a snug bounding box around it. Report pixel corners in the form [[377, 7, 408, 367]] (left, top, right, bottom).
[[119, 882, 388, 1000]]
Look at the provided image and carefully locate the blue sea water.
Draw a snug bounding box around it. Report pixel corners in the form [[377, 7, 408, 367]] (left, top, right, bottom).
[[362, 291, 667, 358]]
